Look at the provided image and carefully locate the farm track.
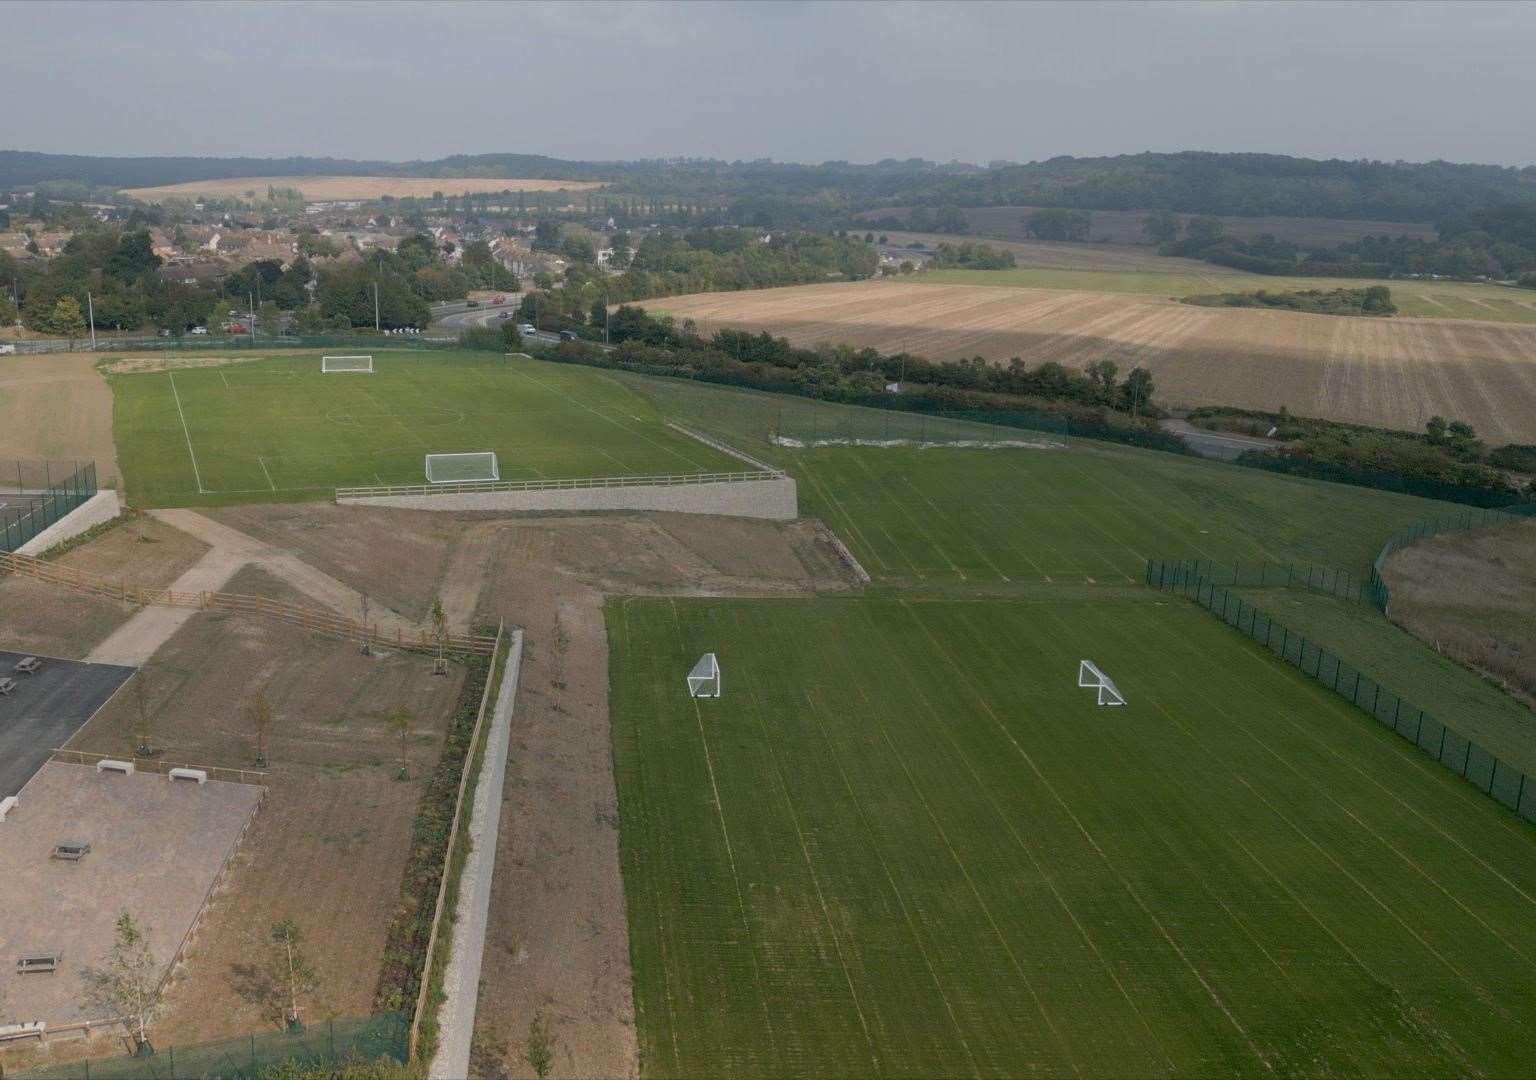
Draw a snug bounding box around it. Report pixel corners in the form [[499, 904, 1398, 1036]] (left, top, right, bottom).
[[651, 281, 1536, 443]]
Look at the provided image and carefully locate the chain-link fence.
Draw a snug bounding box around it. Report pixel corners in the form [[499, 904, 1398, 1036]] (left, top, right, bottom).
[[0, 461, 97, 554], [4, 334, 463, 355], [16, 1013, 408, 1079], [1146, 558, 1373, 606], [771, 404, 1069, 449], [1369, 504, 1536, 613], [1147, 561, 1536, 826]]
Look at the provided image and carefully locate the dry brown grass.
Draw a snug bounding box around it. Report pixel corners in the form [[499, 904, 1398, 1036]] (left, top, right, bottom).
[[121, 175, 602, 202], [1381, 519, 1536, 709], [0, 353, 120, 484], [648, 280, 1536, 444]]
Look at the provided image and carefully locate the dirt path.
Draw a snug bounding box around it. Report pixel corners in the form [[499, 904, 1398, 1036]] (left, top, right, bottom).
[[149, 509, 427, 638], [0, 353, 120, 483], [85, 547, 248, 665], [438, 522, 501, 629]]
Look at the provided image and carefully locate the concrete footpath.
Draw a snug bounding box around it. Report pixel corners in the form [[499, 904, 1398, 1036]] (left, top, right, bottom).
[[430, 629, 525, 1080]]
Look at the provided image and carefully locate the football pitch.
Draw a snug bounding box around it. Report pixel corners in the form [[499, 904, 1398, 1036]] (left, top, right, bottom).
[[610, 595, 1536, 1077], [109, 352, 742, 507]]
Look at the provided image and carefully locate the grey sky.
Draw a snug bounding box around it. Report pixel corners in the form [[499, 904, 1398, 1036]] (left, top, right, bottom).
[[4, 0, 1534, 166]]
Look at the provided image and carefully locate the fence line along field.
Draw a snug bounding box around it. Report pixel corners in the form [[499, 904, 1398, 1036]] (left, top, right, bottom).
[[120, 175, 603, 202], [645, 281, 1536, 444], [610, 594, 1536, 1077], [110, 351, 741, 507]]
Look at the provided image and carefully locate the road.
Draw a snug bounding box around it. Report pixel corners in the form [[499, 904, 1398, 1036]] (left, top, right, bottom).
[[430, 297, 521, 330], [1160, 418, 1283, 461]]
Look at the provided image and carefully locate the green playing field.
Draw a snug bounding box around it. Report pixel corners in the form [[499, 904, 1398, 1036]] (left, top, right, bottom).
[[610, 594, 1536, 1077], [109, 351, 741, 507]]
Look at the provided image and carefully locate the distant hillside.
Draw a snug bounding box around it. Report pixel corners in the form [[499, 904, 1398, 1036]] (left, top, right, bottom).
[[4, 148, 1535, 227]]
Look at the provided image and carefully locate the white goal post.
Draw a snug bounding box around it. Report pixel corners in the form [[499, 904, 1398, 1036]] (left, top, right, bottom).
[[687, 652, 721, 698], [1077, 659, 1126, 707], [424, 452, 500, 484], [322, 355, 374, 373]]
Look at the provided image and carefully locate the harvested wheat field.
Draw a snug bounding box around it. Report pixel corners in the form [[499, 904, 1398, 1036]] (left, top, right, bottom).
[[648, 280, 1536, 443], [122, 175, 602, 202]]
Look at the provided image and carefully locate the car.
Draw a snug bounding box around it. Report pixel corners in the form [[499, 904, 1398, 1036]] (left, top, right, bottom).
[[0, 343, 15, 355], [558, 330, 579, 342], [190, 326, 209, 335], [466, 300, 480, 308], [518, 324, 537, 335], [496, 312, 511, 321]]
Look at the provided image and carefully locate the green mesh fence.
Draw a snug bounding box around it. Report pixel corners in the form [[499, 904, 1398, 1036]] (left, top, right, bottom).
[[771, 405, 1069, 448], [1, 461, 97, 554], [17, 1013, 407, 1079], [1144, 558, 1373, 606], [1147, 560, 1536, 827]]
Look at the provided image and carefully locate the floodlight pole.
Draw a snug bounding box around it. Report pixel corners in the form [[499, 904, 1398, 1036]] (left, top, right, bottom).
[[86, 290, 97, 350], [373, 281, 381, 332], [249, 292, 256, 342]]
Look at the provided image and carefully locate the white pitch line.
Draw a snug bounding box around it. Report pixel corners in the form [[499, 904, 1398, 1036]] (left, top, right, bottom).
[[167, 371, 206, 494], [258, 457, 277, 491]]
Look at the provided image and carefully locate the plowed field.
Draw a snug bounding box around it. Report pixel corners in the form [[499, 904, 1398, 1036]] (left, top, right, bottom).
[[647, 281, 1536, 443]]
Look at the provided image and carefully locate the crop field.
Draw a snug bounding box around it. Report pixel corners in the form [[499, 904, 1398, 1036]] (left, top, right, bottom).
[[109, 351, 740, 507], [119, 174, 603, 202], [645, 281, 1536, 442], [917, 267, 1536, 323], [861, 205, 1438, 248], [610, 594, 1536, 1077]]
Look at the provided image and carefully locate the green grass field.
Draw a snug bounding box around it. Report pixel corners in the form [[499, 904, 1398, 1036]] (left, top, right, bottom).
[[109, 351, 742, 507], [916, 267, 1536, 323], [610, 594, 1536, 1077], [1236, 589, 1536, 775], [607, 372, 1453, 585]]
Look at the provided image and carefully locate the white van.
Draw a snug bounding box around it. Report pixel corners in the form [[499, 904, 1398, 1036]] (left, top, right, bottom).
[[0, 344, 15, 355]]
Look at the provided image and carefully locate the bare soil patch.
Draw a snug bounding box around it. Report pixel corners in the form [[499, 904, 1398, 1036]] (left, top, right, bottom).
[[122, 176, 602, 203], [100, 354, 269, 375], [1382, 519, 1536, 709], [0, 515, 209, 657], [67, 565, 467, 1045], [649, 280, 1536, 444], [0, 353, 120, 483]]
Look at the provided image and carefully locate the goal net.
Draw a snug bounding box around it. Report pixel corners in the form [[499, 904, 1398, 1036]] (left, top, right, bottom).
[[686, 653, 721, 698], [424, 452, 500, 484], [1077, 659, 1126, 707], [322, 355, 374, 373]]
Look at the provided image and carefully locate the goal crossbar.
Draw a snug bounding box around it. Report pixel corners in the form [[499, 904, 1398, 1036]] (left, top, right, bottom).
[[687, 652, 721, 698], [1078, 659, 1126, 707], [424, 451, 500, 484], [322, 355, 373, 373]]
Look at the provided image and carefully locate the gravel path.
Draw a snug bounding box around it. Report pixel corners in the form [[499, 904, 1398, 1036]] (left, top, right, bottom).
[[431, 629, 525, 1080]]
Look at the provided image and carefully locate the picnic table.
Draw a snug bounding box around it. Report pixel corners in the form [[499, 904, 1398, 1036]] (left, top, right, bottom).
[[14, 656, 42, 675], [0, 677, 16, 696]]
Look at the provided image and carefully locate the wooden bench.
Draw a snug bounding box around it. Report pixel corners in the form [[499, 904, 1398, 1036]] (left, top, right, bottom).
[[13, 656, 42, 675], [96, 759, 135, 776], [0, 676, 15, 696], [52, 840, 91, 861], [16, 952, 62, 975], [168, 767, 208, 786]]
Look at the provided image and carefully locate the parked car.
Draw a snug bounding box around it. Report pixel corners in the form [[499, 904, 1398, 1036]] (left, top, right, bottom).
[[0, 343, 15, 354], [190, 326, 209, 335]]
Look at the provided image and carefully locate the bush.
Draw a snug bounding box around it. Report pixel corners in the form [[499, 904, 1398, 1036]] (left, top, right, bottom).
[[457, 326, 505, 351], [1489, 444, 1536, 472]]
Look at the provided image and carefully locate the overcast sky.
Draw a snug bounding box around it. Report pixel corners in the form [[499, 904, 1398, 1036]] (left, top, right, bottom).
[[4, 0, 1534, 167]]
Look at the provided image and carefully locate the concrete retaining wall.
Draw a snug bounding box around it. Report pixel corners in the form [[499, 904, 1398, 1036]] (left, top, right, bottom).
[[15, 490, 121, 556], [338, 475, 798, 521]]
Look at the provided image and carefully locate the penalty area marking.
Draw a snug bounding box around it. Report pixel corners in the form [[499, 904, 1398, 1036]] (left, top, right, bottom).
[[258, 457, 277, 491], [167, 371, 206, 494]]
